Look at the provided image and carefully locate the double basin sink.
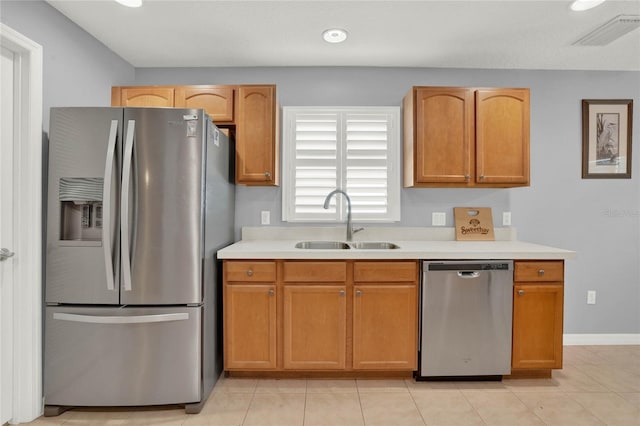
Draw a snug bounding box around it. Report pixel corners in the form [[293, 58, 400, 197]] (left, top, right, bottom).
[[295, 241, 399, 250]]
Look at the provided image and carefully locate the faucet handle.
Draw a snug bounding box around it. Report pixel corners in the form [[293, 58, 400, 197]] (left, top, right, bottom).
[[352, 227, 365, 235]]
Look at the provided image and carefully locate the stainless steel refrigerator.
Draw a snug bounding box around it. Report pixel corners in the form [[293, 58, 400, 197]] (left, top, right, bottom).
[[43, 107, 234, 414]]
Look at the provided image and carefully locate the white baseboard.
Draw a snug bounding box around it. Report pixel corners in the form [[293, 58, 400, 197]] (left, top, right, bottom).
[[563, 334, 640, 345]]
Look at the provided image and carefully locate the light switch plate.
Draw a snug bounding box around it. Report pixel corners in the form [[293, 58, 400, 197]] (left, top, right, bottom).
[[587, 290, 596, 305], [432, 212, 446, 226], [261, 210, 270, 225]]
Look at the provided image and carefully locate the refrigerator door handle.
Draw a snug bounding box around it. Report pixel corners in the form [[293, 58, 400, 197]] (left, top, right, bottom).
[[121, 119, 135, 292], [102, 120, 118, 292], [53, 312, 189, 324]]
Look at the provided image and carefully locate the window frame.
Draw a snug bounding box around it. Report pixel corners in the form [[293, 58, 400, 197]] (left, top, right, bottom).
[[281, 106, 401, 223]]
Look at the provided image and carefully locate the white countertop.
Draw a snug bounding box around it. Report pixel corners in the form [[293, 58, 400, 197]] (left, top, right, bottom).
[[217, 227, 575, 260]]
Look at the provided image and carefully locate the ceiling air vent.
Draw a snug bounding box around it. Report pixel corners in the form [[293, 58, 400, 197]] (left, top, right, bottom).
[[574, 14, 640, 46]]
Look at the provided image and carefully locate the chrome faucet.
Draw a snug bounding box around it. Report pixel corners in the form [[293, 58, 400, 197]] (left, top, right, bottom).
[[323, 189, 363, 241]]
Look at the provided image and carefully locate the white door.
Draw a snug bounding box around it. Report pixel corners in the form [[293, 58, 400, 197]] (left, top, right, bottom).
[[0, 23, 42, 423], [0, 45, 16, 425]]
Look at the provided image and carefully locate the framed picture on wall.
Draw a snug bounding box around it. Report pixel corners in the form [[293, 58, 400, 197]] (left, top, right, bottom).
[[582, 99, 633, 179]]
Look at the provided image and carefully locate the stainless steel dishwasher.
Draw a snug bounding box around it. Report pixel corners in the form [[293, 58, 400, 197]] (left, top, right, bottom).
[[418, 260, 514, 379]]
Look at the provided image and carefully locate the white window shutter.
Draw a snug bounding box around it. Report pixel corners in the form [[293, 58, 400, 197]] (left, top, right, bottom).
[[282, 107, 400, 222]]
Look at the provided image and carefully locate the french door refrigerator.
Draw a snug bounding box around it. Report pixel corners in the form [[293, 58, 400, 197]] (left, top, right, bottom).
[[44, 107, 234, 414]]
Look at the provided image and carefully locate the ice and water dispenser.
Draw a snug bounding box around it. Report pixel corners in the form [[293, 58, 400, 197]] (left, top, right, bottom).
[[59, 177, 103, 242]]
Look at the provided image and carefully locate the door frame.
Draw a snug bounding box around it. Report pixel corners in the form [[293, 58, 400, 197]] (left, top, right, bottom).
[[0, 23, 43, 423]]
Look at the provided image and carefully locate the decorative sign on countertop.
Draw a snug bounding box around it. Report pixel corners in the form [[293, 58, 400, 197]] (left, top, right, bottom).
[[454, 207, 495, 241]]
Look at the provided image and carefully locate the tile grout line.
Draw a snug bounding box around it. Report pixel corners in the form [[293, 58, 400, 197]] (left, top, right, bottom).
[[356, 380, 367, 426], [302, 379, 308, 426], [456, 383, 489, 426], [511, 388, 563, 426], [239, 380, 258, 426], [571, 361, 626, 394], [562, 390, 630, 426], [405, 380, 428, 426]]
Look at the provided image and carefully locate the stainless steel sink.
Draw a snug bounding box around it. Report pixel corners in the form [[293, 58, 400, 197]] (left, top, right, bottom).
[[295, 241, 351, 249], [349, 242, 399, 250]]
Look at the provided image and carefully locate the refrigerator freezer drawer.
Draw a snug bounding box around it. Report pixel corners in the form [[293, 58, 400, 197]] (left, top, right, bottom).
[[44, 306, 202, 407]]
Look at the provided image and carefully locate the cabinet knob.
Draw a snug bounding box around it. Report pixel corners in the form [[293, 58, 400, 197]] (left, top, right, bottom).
[[538, 269, 545, 276], [264, 171, 271, 178], [517, 289, 525, 296], [268, 289, 274, 296], [246, 269, 253, 277], [479, 175, 485, 180], [356, 290, 362, 296], [464, 175, 470, 181], [339, 290, 345, 296]]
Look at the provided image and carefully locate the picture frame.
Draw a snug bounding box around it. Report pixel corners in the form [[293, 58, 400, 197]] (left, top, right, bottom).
[[582, 99, 633, 179]]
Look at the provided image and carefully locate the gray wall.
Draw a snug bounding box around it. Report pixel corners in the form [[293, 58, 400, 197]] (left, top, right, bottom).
[[2, 1, 638, 335], [0, 0, 135, 129]]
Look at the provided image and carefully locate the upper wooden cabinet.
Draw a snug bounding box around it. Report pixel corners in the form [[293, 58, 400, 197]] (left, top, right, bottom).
[[403, 86, 530, 188], [174, 86, 234, 122], [235, 86, 279, 186], [111, 86, 174, 108], [112, 84, 279, 186]]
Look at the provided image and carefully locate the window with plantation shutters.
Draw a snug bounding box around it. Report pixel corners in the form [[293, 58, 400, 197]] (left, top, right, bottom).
[[282, 107, 400, 222]]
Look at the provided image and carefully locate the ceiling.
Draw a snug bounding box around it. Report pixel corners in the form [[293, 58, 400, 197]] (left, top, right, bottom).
[[46, 0, 640, 71]]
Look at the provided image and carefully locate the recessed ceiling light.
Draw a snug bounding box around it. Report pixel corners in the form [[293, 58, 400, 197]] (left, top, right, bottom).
[[115, 0, 143, 7], [322, 29, 348, 44], [570, 0, 606, 12]]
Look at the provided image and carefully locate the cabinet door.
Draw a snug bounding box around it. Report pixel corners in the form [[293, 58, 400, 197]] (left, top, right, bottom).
[[174, 86, 234, 122], [415, 87, 473, 184], [512, 284, 563, 369], [224, 284, 277, 370], [111, 87, 174, 107], [235, 86, 278, 185], [353, 285, 417, 370], [475, 88, 530, 185], [283, 285, 346, 370]]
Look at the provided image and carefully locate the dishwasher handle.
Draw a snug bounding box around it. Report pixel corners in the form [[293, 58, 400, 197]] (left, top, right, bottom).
[[457, 271, 480, 279]]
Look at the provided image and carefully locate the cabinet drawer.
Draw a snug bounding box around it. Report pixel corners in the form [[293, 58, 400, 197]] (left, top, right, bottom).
[[225, 261, 276, 282], [354, 262, 418, 283], [514, 261, 563, 282], [283, 262, 347, 282]]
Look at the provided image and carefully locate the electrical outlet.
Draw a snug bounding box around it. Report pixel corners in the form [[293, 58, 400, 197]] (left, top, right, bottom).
[[587, 290, 596, 305], [503, 212, 512, 226], [432, 212, 446, 226], [261, 210, 270, 225]]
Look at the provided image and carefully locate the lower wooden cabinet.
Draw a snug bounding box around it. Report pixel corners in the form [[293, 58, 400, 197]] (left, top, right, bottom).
[[353, 285, 417, 370], [224, 261, 277, 370], [223, 260, 418, 372], [223, 259, 564, 375], [224, 284, 277, 370], [283, 285, 346, 369], [512, 260, 564, 370]]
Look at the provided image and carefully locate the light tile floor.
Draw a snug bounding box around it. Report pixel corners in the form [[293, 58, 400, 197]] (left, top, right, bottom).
[[27, 345, 640, 426]]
